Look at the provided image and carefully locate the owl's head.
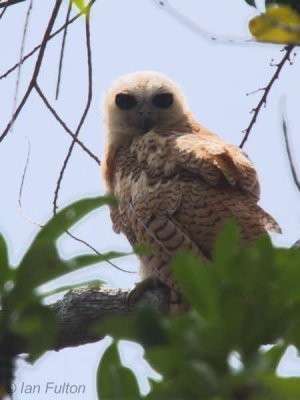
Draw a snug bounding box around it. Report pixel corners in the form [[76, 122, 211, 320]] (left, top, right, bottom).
[[103, 71, 189, 142]]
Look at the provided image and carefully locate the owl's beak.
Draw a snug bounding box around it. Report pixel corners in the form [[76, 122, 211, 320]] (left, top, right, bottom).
[[139, 104, 154, 133], [140, 114, 154, 133]]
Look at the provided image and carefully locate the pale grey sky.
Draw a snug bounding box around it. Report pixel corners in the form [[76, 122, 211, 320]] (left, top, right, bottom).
[[0, 0, 300, 398]]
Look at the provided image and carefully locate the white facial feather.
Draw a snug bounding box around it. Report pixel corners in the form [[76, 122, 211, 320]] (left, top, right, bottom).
[[103, 71, 189, 147]]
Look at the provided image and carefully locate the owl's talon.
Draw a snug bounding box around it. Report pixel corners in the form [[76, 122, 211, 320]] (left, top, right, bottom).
[[126, 277, 162, 306]]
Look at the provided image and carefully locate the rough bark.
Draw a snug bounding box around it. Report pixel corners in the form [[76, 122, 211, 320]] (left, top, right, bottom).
[[49, 285, 170, 351]]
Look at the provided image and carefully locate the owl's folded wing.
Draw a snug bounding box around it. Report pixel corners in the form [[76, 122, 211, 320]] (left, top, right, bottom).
[[170, 131, 281, 234], [172, 132, 260, 202]]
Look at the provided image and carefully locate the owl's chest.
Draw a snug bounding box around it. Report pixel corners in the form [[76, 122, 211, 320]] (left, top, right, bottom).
[[114, 134, 176, 182], [113, 134, 178, 209]]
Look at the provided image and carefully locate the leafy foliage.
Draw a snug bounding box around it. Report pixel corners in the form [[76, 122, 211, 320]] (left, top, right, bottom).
[[97, 220, 300, 399], [0, 196, 120, 367], [97, 342, 141, 400], [244, 0, 300, 43], [1, 200, 299, 399]]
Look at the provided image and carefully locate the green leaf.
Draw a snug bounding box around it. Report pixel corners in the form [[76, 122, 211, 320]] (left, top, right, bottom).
[[145, 342, 219, 399], [11, 196, 115, 304], [37, 279, 104, 299], [245, 0, 257, 7], [97, 342, 141, 400], [11, 304, 57, 361], [243, 344, 287, 373], [92, 306, 168, 347], [92, 315, 137, 341], [67, 250, 131, 269], [145, 345, 186, 379], [226, 236, 279, 355], [136, 306, 168, 347], [254, 376, 300, 400], [213, 218, 240, 271], [0, 233, 10, 289], [172, 251, 217, 319], [260, 344, 287, 371], [133, 243, 153, 256], [30, 195, 115, 240]]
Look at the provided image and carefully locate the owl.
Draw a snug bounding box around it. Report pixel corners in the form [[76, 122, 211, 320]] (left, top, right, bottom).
[[102, 71, 281, 308]]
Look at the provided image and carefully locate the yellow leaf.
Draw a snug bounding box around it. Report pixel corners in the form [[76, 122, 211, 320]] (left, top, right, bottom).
[[249, 4, 300, 44], [71, 0, 87, 13]]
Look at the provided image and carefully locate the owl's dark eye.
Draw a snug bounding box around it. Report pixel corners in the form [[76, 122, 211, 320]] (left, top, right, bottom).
[[152, 93, 174, 109], [115, 93, 137, 110]]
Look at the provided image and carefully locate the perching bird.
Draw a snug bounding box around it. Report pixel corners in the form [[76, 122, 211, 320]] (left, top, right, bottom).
[[102, 71, 281, 308]]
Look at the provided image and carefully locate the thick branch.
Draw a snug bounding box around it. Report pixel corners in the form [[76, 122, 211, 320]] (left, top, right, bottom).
[[50, 285, 170, 351]]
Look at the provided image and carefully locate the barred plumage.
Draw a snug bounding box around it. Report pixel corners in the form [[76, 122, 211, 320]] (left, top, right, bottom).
[[102, 71, 281, 303]]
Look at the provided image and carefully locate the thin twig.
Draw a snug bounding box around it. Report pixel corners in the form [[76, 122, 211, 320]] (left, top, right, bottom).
[[0, 6, 7, 18], [282, 117, 300, 192], [17, 149, 130, 273], [48, 5, 133, 274], [0, 0, 96, 81], [17, 146, 131, 273], [66, 230, 136, 274], [53, 10, 93, 214], [34, 83, 100, 164], [0, 0, 26, 8], [240, 45, 295, 148], [18, 137, 43, 227], [11, 0, 33, 133], [20, 182, 134, 273], [0, 14, 78, 80], [18, 136, 30, 209], [0, 0, 63, 143], [55, 0, 72, 100], [0, 0, 16, 19], [152, 0, 252, 44]]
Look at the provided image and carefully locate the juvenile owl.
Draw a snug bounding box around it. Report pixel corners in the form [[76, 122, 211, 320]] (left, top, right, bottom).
[[102, 71, 280, 307]]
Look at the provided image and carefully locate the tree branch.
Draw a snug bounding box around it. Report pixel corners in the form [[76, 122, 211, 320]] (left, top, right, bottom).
[[0, 0, 96, 81], [49, 285, 170, 351], [152, 0, 249, 43], [53, 10, 93, 214], [34, 83, 100, 164], [55, 0, 72, 100], [0, 0, 62, 143], [282, 117, 300, 192], [0, 0, 26, 9], [240, 45, 295, 148]]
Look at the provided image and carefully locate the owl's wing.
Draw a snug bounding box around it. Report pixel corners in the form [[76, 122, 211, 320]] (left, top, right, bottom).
[[111, 130, 280, 293], [172, 131, 260, 201], [170, 131, 280, 234], [129, 208, 208, 292]]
